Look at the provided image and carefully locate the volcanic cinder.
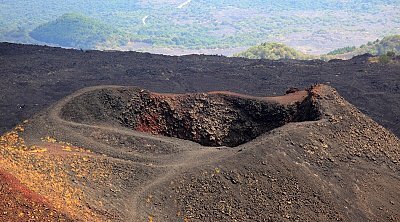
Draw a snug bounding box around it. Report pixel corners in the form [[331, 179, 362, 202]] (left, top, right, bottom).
[[0, 84, 399, 221], [60, 87, 320, 147], [1, 43, 400, 140]]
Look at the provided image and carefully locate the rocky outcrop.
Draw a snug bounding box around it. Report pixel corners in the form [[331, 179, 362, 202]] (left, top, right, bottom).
[[61, 87, 320, 147]]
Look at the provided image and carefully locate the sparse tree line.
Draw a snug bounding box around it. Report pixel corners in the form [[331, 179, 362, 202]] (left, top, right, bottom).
[[234, 35, 400, 62]]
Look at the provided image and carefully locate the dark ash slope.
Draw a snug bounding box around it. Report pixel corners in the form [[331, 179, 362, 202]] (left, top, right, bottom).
[[0, 43, 399, 138], [60, 87, 319, 147], [1, 84, 398, 221]]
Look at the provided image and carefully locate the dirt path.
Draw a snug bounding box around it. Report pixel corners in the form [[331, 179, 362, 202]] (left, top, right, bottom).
[[39, 85, 234, 220], [177, 0, 192, 9], [8, 84, 399, 221]]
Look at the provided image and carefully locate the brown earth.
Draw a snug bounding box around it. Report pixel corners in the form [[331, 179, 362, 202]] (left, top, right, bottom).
[[1, 84, 399, 221], [0, 43, 399, 139]]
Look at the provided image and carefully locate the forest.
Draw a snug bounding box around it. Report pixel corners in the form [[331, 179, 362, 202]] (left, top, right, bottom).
[[0, 0, 399, 53]]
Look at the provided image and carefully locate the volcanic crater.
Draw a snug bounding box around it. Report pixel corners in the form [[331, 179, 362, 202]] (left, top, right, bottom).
[[1, 84, 400, 221], [60, 87, 321, 147]]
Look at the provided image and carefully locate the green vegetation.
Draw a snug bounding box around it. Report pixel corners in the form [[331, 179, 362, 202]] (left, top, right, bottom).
[[326, 35, 400, 59], [236, 35, 400, 61], [386, 51, 396, 57], [0, 1, 399, 52], [368, 51, 397, 64], [356, 35, 400, 56], [378, 51, 396, 64], [30, 13, 123, 49], [378, 54, 391, 64], [327, 46, 356, 55], [234, 42, 315, 60]]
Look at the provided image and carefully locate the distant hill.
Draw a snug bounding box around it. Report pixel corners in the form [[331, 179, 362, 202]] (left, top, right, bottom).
[[30, 13, 123, 49], [233, 42, 315, 60], [327, 35, 400, 59], [2, 0, 400, 53], [235, 35, 400, 61]]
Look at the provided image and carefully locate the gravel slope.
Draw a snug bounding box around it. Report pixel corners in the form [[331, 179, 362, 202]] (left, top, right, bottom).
[[0, 43, 399, 138], [1, 84, 399, 221]]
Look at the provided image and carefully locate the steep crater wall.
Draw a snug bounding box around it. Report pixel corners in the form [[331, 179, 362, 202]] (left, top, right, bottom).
[[60, 87, 321, 147]]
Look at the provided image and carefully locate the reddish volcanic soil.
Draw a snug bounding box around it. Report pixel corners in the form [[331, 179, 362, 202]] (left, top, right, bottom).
[[0, 169, 73, 221]]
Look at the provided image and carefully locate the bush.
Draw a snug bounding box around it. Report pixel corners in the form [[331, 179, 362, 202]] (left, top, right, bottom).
[[234, 42, 314, 60], [386, 51, 395, 57], [378, 54, 390, 64]]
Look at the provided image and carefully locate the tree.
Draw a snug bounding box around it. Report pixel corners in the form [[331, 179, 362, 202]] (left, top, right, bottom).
[[386, 51, 395, 57], [378, 54, 390, 64]]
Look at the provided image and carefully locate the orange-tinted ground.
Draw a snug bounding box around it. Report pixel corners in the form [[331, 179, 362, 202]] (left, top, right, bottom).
[[0, 124, 114, 221], [0, 169, 73, 221]]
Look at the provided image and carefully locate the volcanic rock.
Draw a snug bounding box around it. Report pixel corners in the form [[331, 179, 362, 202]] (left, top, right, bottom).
[[0, 84, 399, 221]]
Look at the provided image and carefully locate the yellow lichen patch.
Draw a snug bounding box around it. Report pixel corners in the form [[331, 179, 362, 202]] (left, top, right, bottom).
[[0, 126, 113, 221], [61, 145, 92, 153], [80, 148, 92, 153], [62, 146, 73, 152], [368, 57, 379, 63], [1, 132, 22, 147], [28, 148, 48, 153], [41, 136, 57, 143], [14, 125, 25, 132], [146, 195, 153, 203]]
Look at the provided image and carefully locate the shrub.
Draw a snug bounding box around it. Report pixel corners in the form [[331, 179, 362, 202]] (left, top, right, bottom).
[[386, 51, 395, 57], [378, 54, 390, 64]]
